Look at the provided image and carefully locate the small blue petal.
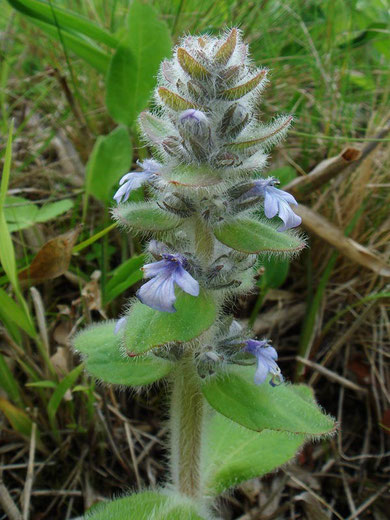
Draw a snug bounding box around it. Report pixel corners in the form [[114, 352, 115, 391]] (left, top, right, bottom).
[[113, 160, 162, 204], [243, 339, 283, 386], [137, 271, 176, 313], [137, 252, 199, 312], [248, 177, 301, 231], [114, 317, 126, 334], [254, 359, 269, 385], [173, 265, 199, 296]]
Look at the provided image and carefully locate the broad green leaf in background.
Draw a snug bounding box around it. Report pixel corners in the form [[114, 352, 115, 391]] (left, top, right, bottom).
[[85, 490, 206, 520], [204, 412, 305, 495], [85, 126, 132, 205], [5, 196, 74, 232], [114, 202, 182, 233], [104, 254, 146, 304], [202, 366, 335, 436], [106, 0, 172, 126], [123, 290, 217, 355], [23, 17, 111, 74], [6, 0, 118, 48], [73, 321, 174, 386], [214, 218, 305, 254]]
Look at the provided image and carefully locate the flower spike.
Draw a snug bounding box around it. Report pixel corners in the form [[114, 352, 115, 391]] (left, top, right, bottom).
[[137, 253, 199, 313]]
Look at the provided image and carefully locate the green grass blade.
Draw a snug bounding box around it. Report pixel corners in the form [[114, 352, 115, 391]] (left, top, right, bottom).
[[0, 120, 18, 288], [25, 17, 111, 73], [0, 354, 23, 407], [6, 0, 118, 48], [47, 363, 84, 439], [0, 288, 37, 338]]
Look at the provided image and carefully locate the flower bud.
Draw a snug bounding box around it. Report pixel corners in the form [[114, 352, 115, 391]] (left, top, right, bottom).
[[178, 109, 210, 139]]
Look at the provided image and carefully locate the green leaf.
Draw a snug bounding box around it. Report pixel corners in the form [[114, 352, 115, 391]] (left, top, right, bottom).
[[26, 18, 111, 74], [205, 412, 305, 495], [5, 197, 74, 232], [258, 256, 290, 290], [104, 254, 146, 304], [0, 122, 18, 289], [47, 363, 84, 436], [214, 218, 305, 254], [123, 290, 217, 355], [0, 288, 37, 338], [6, 0, 118, 48], [85, 127, 132, 203], [4, 196, 38, 227], [114, 202, 182, 232], [201, 366, 336, 436], [26, 380, 57, 389], [0, 354, 23, 406], [36, 199, 74, 223], [0, 397, 46, 453], [85, 490, 205, 519], [74, 321, 173, 386], [106, 1, 171, 126]]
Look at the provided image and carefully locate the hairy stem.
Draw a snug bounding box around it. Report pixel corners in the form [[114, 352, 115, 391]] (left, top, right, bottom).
[[170, 351, 205, 498]]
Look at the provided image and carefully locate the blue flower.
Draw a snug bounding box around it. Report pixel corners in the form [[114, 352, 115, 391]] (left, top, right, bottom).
[[137, 253, 200, 313], [113, 159, 161, 204], [248, 177, 301, 232], [244, 339, 284, 386]]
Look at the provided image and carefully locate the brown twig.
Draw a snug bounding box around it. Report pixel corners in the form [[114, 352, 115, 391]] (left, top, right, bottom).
[[295, 204, 390, 277], [285, 121, 390, 196], [0, 469, 23, 520]]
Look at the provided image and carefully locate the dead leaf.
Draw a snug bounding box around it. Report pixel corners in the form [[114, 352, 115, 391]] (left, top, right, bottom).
[[295, 491, 331, 520], [18, 225, 82, 287], [50, 346, 69, 376], [81, 270, 102, 312], [296, 204, 390, 277], [53, 320, 73, 346], [380, 409, 390, 435]]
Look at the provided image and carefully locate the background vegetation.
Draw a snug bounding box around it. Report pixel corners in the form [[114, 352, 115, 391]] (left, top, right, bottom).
[[0, 0, 389, 518]]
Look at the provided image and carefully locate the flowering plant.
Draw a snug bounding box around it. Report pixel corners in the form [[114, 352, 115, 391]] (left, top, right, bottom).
[[74, 29, 335, 519]]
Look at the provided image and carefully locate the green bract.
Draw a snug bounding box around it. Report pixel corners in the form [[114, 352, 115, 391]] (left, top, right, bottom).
[[214, 218, 305, 254], [74, 322, 173, 385], [202, 366, 335, 436], [160, 164, 223, 188], [122, 290, 217, 355], [114, 202, 182, 232]]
